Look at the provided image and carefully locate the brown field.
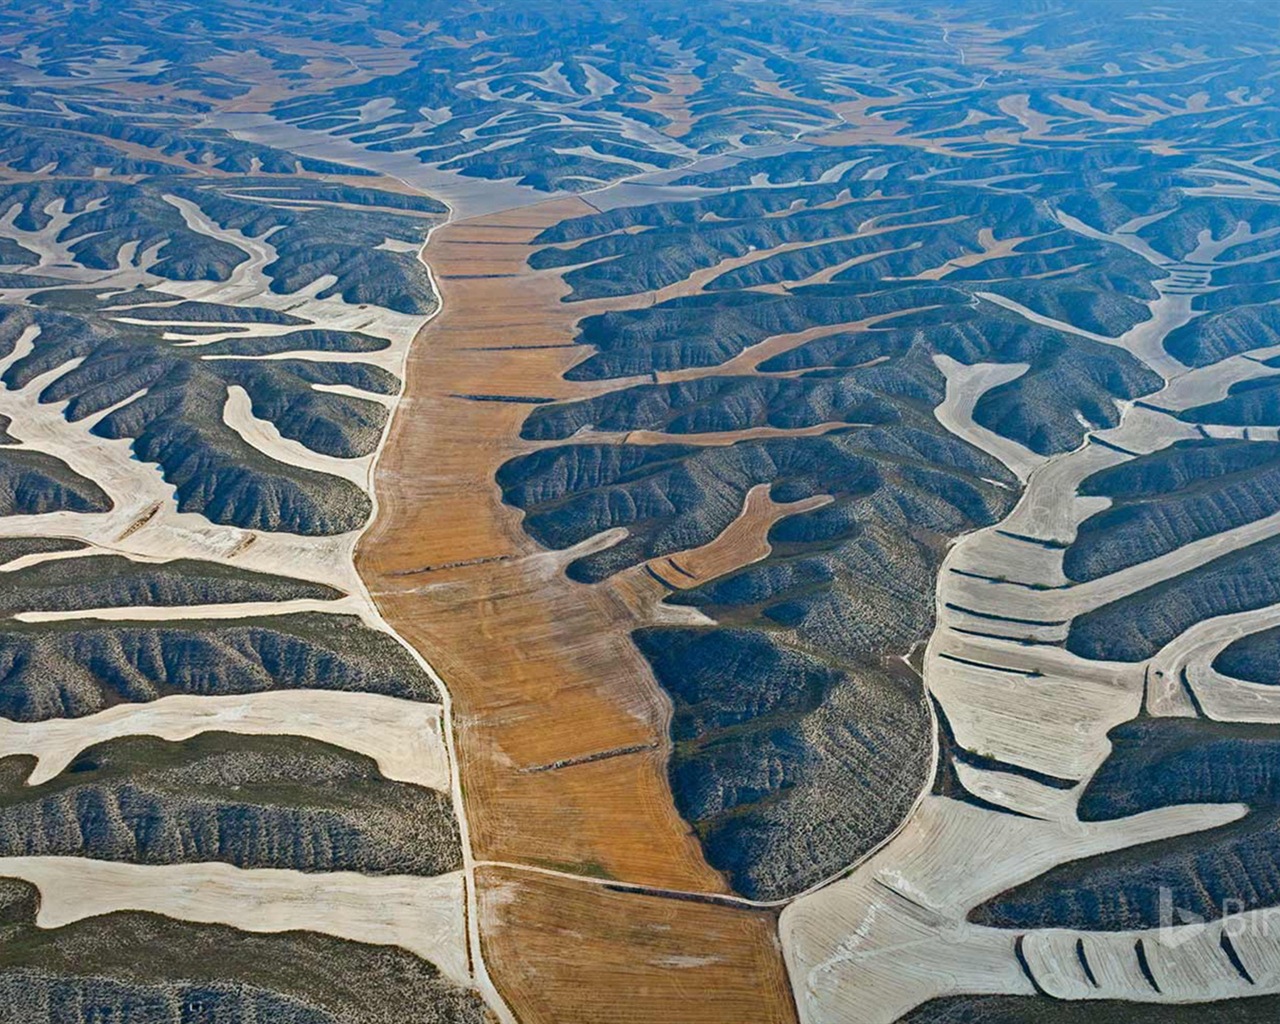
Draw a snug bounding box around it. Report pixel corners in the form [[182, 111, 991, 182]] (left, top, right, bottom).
[[659, 307, 935, 383], [626, 73, 701, 138], [808, 94, 987, 154], [359, 198, 718, 886], [913, 228, 1034, 280], [647, 484, 833, 589], [553, 421, 854, 450], [358, 196, 803, 1021], [476, 866, 797, 1024]]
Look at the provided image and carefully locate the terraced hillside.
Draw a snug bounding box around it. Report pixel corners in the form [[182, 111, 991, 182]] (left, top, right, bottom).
[[2, 1, 1280, 1023]]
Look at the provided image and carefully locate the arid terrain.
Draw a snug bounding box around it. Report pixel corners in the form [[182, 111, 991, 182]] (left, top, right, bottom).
[[0, 2, 1279, 1023]]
